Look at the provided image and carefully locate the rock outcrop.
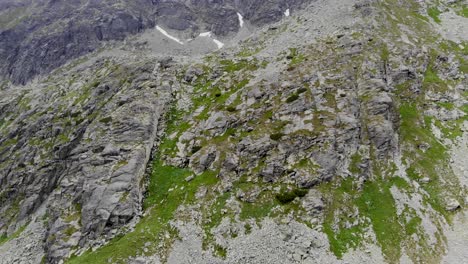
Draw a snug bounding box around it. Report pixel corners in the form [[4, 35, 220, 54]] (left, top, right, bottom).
[[0, 57, 174, 262]]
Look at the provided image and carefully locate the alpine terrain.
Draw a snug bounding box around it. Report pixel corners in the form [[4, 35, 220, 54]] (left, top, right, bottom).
[[0, 0, 467, 263]]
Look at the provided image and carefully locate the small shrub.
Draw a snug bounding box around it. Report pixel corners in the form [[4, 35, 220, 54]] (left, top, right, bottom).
[[276, 192, 297, 204], [276, 188, 309, 204], [226, 106, 237, 112], [270, 133, 284, 141], [191, 145, 202, 154], [99, 116, 112, 124], [64, 226, 77, 236], [286, 94, 299, 103], [91, 80, 100, 88], [297, 87, 307, 94], [0, 235, 8, 246], [293, 188, 308, 198], [214, 244, 227, 258], [381, 44, 389, 62], [244, 223, 252, 234]]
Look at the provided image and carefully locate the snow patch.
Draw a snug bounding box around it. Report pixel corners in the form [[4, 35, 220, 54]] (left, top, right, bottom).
[[156, 26, 184, 45], [199, 32, 212, 37], [237, 12, 244, 28], [212, 39, 225, 49], [284, 9, 290, 17], [198, 31, 224, 49]]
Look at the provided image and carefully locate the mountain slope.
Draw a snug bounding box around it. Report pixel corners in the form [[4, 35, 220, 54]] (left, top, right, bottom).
[[0, 0, 307, 85], [0, 0, 467, 263]]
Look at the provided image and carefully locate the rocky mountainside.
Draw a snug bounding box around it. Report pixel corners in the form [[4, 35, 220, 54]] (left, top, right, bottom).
[[0, 0, 307, 84], [0, 0, 467, 264]]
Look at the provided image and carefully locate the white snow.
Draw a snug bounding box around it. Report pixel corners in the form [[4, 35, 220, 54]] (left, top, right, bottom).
[[237, 12, 244, 28], [212, 39, 225, 49], [199, 32, 212, 37], [284, 9, 290, 17], [156, 26, 184, 45], [198, 31, 224, 49]]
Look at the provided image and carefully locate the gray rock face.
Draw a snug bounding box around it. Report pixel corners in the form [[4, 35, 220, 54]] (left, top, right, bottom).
[[0, 57, 174, 262], [0, 0, 308, 85], [0, 0, 155, 85]]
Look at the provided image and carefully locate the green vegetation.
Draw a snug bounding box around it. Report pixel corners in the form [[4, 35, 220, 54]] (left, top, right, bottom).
[[287, 48, 305, 65], [321, 165, 443, 263], [428, 7, 441, 23], [297, 87, 308, 94], [349, 153, 363, 174], [356, 178, 402, 261], [69, 100, 219, 263], [321, 178, 366, 259], [286, 94, 299, 103], [239, 198, 278, 220], [226, 106, 237, 112], [214, 244, 227, 258], [269, 133, 285, 141], [0, 223, 28, 246], [220, 59, 259, 73], [64, 226, 78, 237], [437, 102, 454, 110], [423, 65, 443, 86], [399, 103, 461, 217], [460, 6, 468, 18], [381, 44, 390, 62], [275, 188, 308, 204], [69, 161, 218, 264], [237, 46, 264, 57]]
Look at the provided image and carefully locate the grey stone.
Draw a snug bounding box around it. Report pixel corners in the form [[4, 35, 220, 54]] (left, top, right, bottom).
[[446, 198, 461, 211]]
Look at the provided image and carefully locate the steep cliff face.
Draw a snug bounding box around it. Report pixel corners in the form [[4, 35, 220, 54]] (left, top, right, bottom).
[[0, 0, 467, 263], [0, 0, 155, 84]]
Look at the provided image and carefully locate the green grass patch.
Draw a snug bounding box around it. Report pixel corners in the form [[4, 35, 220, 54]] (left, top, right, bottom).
[[321, 161, 437, 262], [423, 68, 441, 83], [220, 59, 259, 73], [437, 102, 454, 110], [321, 178, 366, 258], [349, 153, 363, 174], [287, 48, 306, 65], [214, 244, 227, 258], [240, 197, 277, 221], [460, 6, 468, 18], [381, 44, 390, 62], [428, 7, 441, 23], [399, 103, 463, 221], [0, 223, 28, 246], [356, 179, 402, 261]]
